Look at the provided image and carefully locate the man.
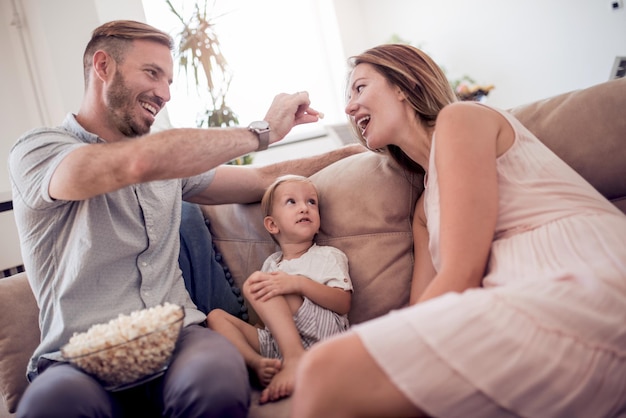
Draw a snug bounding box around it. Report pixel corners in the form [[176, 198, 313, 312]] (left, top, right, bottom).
[[9, 20, 362, 417]]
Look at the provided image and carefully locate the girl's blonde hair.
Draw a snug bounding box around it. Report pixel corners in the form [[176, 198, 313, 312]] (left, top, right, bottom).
[[261, 175, 317, 217]]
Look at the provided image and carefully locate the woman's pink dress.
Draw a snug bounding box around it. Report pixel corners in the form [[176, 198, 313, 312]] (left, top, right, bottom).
[[354, 105, 626, 417]]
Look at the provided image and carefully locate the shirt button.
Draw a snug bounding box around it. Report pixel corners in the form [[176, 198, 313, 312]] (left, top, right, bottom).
[[141, 262, 148, 267]]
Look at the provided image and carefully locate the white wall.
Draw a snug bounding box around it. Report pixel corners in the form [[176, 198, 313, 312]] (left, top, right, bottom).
[[333, 0, 626, 108], [2, 0, 625, 194], [0, 0, 148, 196], [0, 0, 147, 269]]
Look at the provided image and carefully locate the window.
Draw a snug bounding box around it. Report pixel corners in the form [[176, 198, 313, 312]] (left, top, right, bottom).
[[142, 0, 348, 141]]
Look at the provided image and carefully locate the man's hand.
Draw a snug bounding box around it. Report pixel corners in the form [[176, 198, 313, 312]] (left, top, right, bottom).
[[264, 91, 323, 146]]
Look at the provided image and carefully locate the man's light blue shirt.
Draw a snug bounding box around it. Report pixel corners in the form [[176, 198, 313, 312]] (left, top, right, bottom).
[[9, 114, 214, 377]]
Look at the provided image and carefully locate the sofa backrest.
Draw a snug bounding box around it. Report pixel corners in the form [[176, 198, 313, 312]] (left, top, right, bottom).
[[202, 152, 422, 326], [511, 76, 626, 212]]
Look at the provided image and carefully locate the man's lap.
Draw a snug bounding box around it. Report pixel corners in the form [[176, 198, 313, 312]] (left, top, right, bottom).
[[18, 325, 250, 417]]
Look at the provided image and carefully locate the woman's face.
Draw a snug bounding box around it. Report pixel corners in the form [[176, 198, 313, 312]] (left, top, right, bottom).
[[345, 63, 408, 150]]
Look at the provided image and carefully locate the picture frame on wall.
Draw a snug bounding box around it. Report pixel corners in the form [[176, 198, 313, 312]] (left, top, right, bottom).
[[610, 56, 626, 79]]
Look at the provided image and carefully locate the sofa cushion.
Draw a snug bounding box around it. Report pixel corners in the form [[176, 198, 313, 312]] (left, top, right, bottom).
[[311, 151, 422, 324], [0, 273, 39, 413], [201, 151, 423, 325]]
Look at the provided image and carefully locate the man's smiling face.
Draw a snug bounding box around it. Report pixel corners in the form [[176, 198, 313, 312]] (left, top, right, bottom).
[[105, 39, 173, 138]]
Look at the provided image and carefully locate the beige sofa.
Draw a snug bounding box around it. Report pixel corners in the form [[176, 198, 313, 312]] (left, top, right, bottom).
[[1, 77, 625, 418]]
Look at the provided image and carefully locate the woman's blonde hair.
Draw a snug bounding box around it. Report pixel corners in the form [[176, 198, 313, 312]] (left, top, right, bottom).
[[347, 44, 457, 173]]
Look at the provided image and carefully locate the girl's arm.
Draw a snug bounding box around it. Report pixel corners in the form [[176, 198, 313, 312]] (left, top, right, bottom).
[[417, 103, 509, 303], [246, 270, 351, 315], [295, 277, 352, 316]]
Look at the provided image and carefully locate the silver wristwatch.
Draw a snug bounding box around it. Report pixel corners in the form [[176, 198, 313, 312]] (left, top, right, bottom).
[[247, 121, 271, 151]]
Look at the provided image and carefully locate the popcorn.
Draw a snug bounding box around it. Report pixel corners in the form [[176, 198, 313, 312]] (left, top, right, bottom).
[[62, 303, 184, 388]]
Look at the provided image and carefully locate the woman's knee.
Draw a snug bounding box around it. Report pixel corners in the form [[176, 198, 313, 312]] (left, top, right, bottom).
[[298, 334, 346, 387], [296, 332, 369, 395]]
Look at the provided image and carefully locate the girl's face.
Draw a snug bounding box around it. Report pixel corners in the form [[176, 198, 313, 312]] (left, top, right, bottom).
[[345, 63, 408, 150], [266, 181, 320, 244]]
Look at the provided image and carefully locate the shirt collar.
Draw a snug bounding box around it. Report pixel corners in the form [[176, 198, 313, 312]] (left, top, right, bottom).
[[62, 113, 103, 145]]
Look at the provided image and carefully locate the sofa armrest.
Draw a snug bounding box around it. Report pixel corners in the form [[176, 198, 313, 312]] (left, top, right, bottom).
[[0, 273, 39, 414]]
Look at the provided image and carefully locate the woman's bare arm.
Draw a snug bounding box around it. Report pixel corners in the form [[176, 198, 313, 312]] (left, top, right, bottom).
[[417, 103, 504, 303], [409, 193, 437, 304]]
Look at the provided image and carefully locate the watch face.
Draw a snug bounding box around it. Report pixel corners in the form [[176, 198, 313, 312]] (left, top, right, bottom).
[[249, 120, 270, 131]]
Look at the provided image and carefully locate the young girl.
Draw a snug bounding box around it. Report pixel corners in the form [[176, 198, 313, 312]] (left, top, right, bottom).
[[292, 44, 626, 417], [207, 175, 352, 405]]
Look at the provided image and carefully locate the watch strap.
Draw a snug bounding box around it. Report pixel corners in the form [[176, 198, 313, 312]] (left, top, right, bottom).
[[248, 121, 270, 151]]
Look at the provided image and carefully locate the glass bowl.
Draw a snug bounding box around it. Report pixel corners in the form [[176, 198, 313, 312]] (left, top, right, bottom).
[[61, 304, 184, 390]]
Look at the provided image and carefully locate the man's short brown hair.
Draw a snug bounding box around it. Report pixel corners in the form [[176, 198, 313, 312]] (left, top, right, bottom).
[[83, 20, 173, 84]]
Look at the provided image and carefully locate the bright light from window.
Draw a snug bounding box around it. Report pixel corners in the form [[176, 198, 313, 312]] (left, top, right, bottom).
[[142, 0, 348, 138]]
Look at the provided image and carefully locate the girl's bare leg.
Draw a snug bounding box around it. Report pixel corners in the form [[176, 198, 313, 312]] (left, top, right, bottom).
[[244, 281, 306, 404], [206, 309, 281, 387], [292, 331, 426, 418]]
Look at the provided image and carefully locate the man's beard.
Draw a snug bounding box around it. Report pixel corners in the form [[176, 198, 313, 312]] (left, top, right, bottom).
[[107, 71, 152, 137]]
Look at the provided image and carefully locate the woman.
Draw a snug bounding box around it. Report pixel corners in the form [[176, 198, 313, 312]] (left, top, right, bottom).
[[291, 44, 626, 417]]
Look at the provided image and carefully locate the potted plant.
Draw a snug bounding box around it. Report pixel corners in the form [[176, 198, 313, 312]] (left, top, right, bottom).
[[166, 0, 252, 164]]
